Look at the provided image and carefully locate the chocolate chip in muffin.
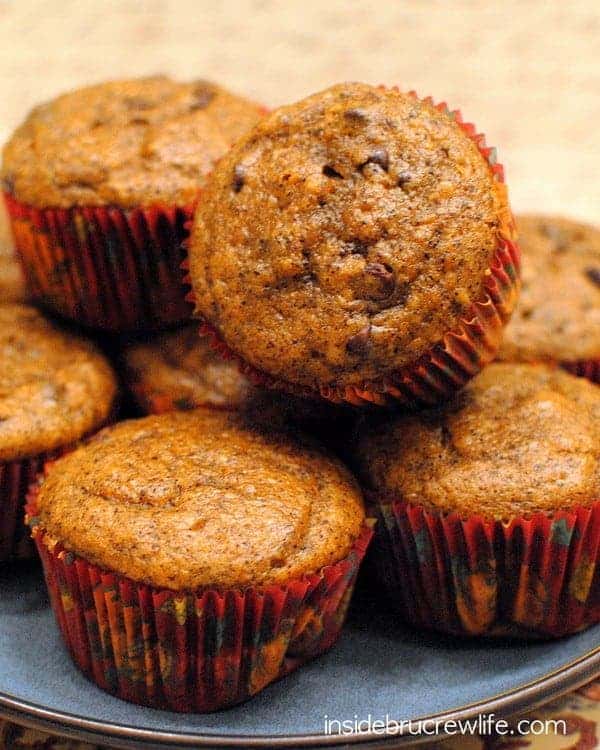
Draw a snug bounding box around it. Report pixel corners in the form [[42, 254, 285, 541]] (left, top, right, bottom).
[[397, 171, 413, 188], [349, 240, 369, 257], [585, 267, 600, 287], [232, 164, 246, 192], [344, 107, 369, 123], [322, 164, 344, 179], [364, 262, 395, 299], [346, 324, 372, 355], [361, 148, 390, 173]]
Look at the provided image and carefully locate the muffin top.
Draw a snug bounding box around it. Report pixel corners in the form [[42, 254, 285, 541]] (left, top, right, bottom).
[[354, 363, 600, 519], [498, 215, 600, 363], [190, 82, 510, 389], [2, 76, 264, 209], [33, 410, 365, 590], [0, 305, 118, 461], [123, 326, 253, 413]]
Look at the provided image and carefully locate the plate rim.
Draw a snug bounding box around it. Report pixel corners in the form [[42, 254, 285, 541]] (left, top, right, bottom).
[[1, 641, 599, 748]]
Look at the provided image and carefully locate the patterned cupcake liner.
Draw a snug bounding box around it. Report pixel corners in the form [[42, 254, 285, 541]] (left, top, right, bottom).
[[562, 359, 600, 385], [184, 91, 520, 407], [0, 450, 66, 562], [371, 497, 600, 639], [3, 192, 195, 332], [27, 486, 373, 712]]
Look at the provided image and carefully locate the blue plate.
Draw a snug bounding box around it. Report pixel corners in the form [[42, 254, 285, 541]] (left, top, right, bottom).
[[0, 562, 598, 748]]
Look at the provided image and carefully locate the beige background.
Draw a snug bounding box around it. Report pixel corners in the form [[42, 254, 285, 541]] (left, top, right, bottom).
[[0, 0, 599, 224]]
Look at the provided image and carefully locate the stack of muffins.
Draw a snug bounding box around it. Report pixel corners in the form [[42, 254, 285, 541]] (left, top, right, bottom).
[[0, 76, 598, 713]]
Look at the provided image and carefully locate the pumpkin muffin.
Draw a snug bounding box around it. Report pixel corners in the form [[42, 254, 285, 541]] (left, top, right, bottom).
[[2, 76, 264, 331], [121, 326, 356, 451], [0, 304, 117, 560], [28, 409, 371, 711], [122, 325, 253, 413], [189, 82, 519, 406], [354, 362, 600, 638], [498, 214, 600, 382]]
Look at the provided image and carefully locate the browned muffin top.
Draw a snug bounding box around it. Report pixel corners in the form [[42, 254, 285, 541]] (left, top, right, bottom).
[[123, 326, 253, 413], [34, 410, 365, 590], [354, 363, 600, 519], [2, 76, 264, 209], [0, 305, 118, 461], [190, 82, 510, 389], [498, 215, 600, 363]]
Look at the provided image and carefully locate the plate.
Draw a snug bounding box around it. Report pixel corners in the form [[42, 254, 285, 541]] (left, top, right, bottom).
[[1, 562, 599, 749]]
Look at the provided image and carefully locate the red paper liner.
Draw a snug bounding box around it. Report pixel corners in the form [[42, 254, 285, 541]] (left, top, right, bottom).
[[561, 359, 600, 385], [127, 381, 237, 415], [371, 497, 600, 639], [3, 192, 195, 332], [184, 91, 520, 407], [0, 449, 66, 562], [27, 485, 373, 712]]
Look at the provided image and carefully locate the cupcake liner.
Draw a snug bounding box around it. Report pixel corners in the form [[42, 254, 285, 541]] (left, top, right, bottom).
[[127, 383, 191, 415], [126, 381, 236, 415], [184, 91, 520, 407], [372, 497, 600, 638], [0, 449, 65, 562], [27, 485, 373, 712], [562, 359, 600, 385], [3, 192, 195, 332]]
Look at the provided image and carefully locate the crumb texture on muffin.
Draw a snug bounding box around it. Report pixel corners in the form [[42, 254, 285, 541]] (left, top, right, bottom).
[[498, 214, 600, 363], [34, 410, 365, 589], [190, 82, 510, 388], [123, 326, 252, 412], [2, 76, 264, 208], [0, 304, 118, 461], [355, 363, 600, 519]]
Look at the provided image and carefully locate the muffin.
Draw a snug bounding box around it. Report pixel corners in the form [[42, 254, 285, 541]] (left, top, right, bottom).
[[0, 198, 25, 302], [0, 304, 117, 560], [2, 76, 264, 331], [122, 325, 253, 413], [27, 410, 371, 711], [120, 326, 356, 453], [498, 214, 600, 383], [354, 362, 600, 638], [188, 82, 519, 407]]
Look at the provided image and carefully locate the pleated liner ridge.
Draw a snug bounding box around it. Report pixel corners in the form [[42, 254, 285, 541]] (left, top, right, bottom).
[[0, 449, 66, 562], [4, 192, 195, 332], [373, 498, 600, 638]]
